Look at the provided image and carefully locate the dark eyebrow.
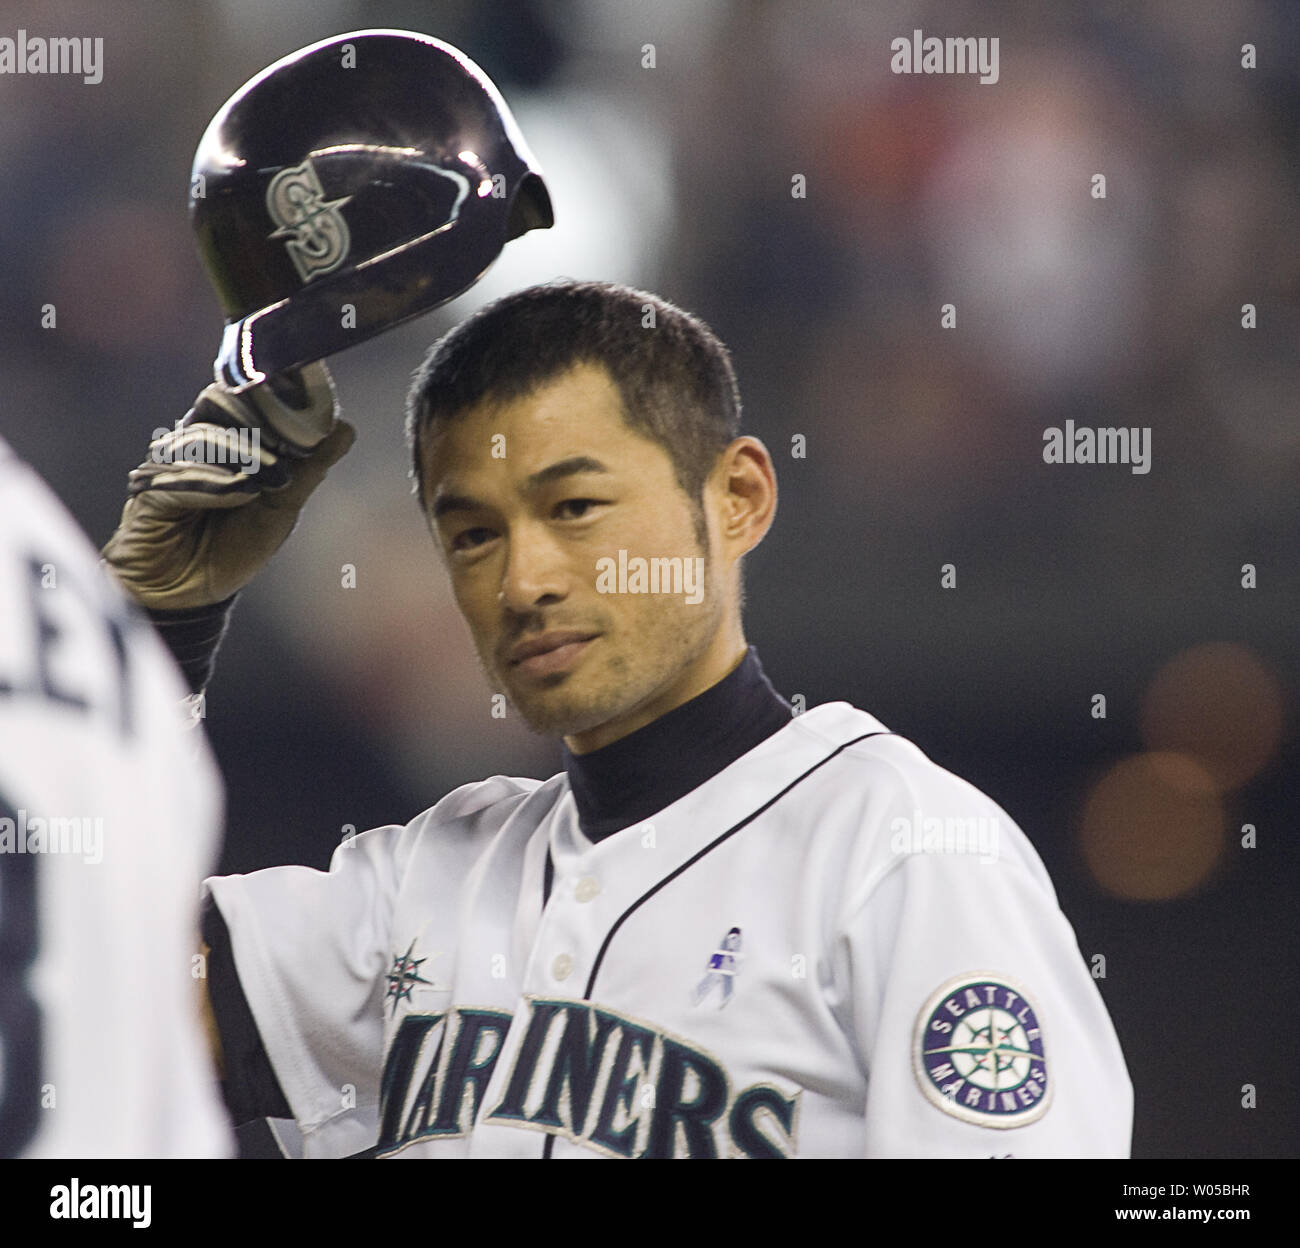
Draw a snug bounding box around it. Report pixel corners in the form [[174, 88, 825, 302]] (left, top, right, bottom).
[[431, 492, 479, 520], [523, 456, 611, 491], [432, 457, 611, 521]]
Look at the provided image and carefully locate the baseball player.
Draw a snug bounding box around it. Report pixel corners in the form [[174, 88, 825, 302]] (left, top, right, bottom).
[[101, 280, 1133, 1158], [0, 435, 231, 1158]]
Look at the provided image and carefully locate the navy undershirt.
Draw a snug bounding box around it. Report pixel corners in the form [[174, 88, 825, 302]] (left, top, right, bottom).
[[542, 645, 792, 901]]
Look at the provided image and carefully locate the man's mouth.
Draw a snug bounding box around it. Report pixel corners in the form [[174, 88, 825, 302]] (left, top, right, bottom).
[[505, 631, 600, 678]]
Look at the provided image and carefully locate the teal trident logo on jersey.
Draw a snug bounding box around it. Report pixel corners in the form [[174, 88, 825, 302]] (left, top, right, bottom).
[[373, 997, 800, 1158], [384, 940, 435, 1016]]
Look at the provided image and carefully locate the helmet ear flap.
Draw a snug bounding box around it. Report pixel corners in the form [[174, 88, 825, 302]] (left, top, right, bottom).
[[507, 172, 555, 240]]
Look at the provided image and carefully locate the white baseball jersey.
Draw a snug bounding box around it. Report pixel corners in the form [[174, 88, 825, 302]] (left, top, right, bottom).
[[0, 436, 232, 1158], [205, 699, 1132, 1158]]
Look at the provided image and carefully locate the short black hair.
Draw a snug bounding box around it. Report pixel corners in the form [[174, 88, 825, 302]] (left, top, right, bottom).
[[406, 280, 742, 529]]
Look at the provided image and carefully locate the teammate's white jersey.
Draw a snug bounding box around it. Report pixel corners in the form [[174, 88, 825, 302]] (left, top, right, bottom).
[[0, 437, 232, 1158], [207, 702, 1132, 1158]]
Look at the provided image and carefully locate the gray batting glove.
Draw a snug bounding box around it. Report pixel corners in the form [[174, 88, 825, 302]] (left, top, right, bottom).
[[102, 361, 355, 610]]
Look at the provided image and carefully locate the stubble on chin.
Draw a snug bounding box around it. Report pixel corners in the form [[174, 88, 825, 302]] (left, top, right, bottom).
[[495, 645, 633, 740], [474, 558, 722, 743]]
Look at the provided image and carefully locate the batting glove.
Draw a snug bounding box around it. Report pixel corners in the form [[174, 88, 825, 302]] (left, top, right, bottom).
[[101, 362, 354, 611]]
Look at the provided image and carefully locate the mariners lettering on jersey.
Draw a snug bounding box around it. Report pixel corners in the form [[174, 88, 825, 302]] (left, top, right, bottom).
[[375, 997, 801, 1158], [912, 973, 1051, 1128]]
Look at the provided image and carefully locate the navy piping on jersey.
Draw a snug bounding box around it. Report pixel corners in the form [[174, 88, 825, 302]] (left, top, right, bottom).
[[538, 728, 891, 1159]]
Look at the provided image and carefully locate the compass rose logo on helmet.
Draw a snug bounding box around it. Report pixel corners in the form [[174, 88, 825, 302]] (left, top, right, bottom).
[[189, 29, 553, 389]]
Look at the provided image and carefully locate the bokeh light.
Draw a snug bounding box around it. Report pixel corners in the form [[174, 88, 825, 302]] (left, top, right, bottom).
[[1079, 751, 1227, 901], [1139, 642, 1285, 793]]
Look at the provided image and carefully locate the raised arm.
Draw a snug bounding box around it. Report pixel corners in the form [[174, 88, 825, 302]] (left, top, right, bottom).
[[101, 365, 353, 1072]]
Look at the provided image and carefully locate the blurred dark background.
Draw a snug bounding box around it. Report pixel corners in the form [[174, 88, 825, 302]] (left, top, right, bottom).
[[1, 0, 1295, 1159]]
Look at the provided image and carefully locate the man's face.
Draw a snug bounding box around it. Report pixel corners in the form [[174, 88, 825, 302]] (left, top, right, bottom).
[[421, 363, 728, 749]]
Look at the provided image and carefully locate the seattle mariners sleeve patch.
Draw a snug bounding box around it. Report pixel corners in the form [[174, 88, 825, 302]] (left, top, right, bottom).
[[912, 973, 1051, 1128]]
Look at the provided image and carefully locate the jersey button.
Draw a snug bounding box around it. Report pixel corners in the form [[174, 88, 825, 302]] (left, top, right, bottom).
[[574, 876, 601, 903], [552, 953, 574, 981]]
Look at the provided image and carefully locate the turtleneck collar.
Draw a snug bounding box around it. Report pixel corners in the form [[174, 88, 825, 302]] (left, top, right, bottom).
[[560, 646, 793, 842]]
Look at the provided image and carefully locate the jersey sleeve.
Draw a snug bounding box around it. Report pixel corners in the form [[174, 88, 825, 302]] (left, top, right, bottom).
[[830, 742, 1133, 1158], [203, 826, 408, 1159], [202, 774, 540, 1159]]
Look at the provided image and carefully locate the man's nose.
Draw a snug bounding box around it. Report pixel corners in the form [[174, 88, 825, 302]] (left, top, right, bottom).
[[498, 521, 570, 613]]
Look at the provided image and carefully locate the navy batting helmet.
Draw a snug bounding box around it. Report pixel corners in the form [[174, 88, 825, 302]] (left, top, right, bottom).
[[190, 29, 553, 388]]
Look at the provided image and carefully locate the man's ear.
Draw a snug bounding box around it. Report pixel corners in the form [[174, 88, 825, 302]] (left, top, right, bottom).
[[712, 437, 777, 559]]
